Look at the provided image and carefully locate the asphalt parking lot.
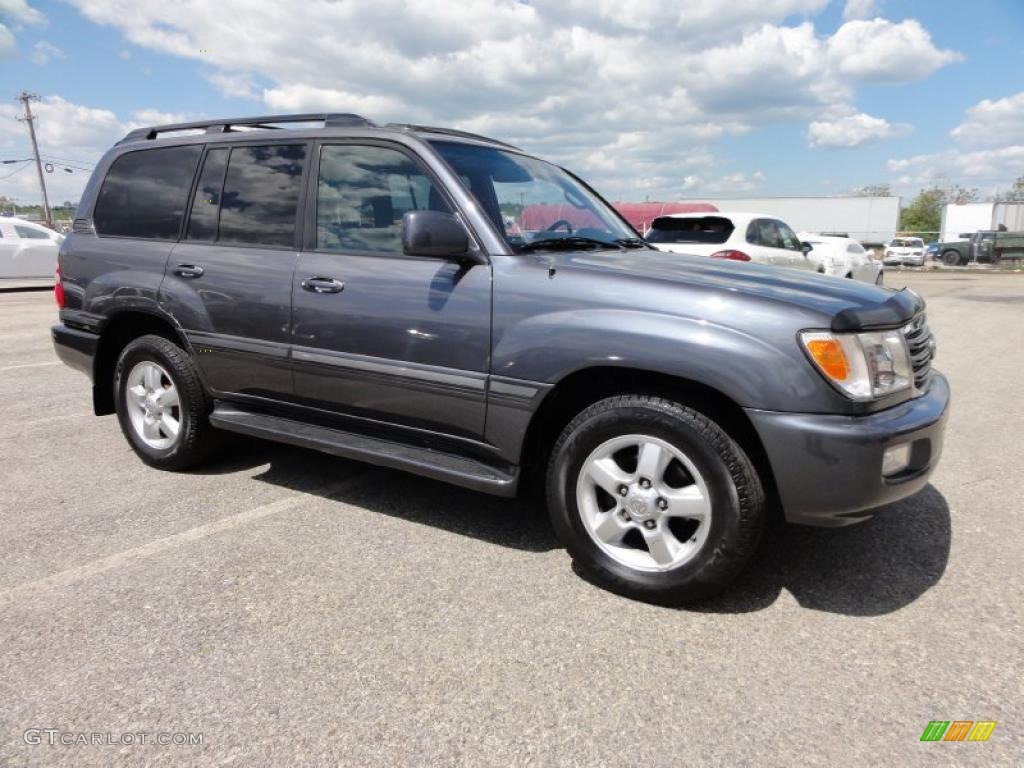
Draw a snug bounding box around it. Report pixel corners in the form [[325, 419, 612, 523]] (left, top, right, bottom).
[[1, 271, 1021, 766]]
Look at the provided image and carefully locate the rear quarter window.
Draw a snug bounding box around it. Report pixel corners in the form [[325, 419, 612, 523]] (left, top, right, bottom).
[[645, 216, 734, 244], [94, 146, 202, 239]]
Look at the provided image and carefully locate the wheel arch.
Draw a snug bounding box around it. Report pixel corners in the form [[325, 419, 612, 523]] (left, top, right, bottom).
[[92, 310, 191, 415], [518, 365, 781, 517]]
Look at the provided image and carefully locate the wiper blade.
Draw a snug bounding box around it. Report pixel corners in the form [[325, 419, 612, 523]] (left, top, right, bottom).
[[517, 236, 622, 252]]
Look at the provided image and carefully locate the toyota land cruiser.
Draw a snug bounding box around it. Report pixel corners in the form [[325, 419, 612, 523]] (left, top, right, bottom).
[[52, 113, 949, 603]]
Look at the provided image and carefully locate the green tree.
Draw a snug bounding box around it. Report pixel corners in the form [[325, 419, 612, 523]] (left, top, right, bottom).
[[900, 188, 944, 234], [899, 184, 980, 235], [855, 183, 891, 197], [995, 175, 1024, 202]]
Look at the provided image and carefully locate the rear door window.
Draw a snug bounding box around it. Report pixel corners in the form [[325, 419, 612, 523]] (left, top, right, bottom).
[[218, 144, 307, 248], [94, 145, 202, 239], [14, 225, 50, 239], [645, 216, 734, 244], [746, 219, 781, 248], [185, 148, 229, 242]]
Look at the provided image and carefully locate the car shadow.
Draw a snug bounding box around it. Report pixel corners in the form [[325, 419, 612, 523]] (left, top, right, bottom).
[[693, 483, 951, 616], [211, 441, 561, 553], [200, 442, 950, 613]]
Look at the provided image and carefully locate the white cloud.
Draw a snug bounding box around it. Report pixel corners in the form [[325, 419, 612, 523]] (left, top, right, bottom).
[[680, 171, 766, 195], [808, 112, 911, 148], [950, 92, 1024, 148], [206, 71, 258, 100], [827, 18, 961, 83], [30, 40, 63, 65], [842, 0, 878, 21], [0, 96, 169, 203], [0, 23, 15, 57], [0, 0, 45, 25], [888, 146, 1024, 186], [887, 92, 1024, 191], [26, 2, 963, 200]]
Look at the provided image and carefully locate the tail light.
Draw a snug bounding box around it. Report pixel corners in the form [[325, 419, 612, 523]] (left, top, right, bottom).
[[54, 264, 65, 309], [710, 249, 751, 261]]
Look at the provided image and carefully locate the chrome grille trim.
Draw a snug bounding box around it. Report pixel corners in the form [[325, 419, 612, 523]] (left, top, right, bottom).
[[902, 313, 934, 391]]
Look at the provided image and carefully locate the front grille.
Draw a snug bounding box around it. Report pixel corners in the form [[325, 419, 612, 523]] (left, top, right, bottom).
[[903, 313, 934, 391]]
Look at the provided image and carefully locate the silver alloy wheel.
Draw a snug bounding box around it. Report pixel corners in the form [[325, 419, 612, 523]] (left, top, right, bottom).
[[125, 360, 181, 450], [575, 434, 713, 572]]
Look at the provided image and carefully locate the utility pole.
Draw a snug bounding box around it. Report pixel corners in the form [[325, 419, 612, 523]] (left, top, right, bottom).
[[16, 92, 52, 228]]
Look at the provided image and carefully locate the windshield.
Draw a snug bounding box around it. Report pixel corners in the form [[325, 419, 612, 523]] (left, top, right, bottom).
[[430, 141, 636, 250], [891, 238, 924, 247]]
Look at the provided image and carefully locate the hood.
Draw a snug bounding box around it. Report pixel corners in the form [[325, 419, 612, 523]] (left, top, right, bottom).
[[545, 248, 923, 331]]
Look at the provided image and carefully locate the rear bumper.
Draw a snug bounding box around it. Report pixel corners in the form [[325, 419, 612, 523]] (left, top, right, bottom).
[[52, 323, 98, 381], [745, 372, 950, 526]]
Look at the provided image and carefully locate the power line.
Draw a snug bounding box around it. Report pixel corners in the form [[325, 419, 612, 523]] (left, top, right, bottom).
[[0, 161, 32, 181]]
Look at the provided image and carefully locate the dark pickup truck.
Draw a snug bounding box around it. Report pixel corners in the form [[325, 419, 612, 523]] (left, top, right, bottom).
[[937, 230, 1024, 265], [52, 113, 950, 604]]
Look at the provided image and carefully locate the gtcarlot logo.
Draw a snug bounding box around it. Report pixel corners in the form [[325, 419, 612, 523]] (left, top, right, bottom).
[[24, 729, 203, 746], [920, 721, 997, 742]]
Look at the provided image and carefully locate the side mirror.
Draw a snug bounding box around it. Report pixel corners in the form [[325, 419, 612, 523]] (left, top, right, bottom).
[[801, 241, 813, 254], [402, 210, 481, 263]]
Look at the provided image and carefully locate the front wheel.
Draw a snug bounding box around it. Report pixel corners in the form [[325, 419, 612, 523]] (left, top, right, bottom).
[[942, 250, 961, 267], [114, 334, 218, 470], [546, 395, 765, 604]]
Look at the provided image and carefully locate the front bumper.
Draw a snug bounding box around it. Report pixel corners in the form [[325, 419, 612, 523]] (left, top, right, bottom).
[[745, 372, 950, 526]]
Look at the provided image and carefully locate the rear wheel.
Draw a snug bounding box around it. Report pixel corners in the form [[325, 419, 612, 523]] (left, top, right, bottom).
[[114, 334, 218, 470], [546, 395, 765, 604]]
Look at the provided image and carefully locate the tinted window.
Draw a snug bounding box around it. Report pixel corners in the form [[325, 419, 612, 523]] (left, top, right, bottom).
[[317, 144, 450, 253], [645, 216, 734, 244], [776, 221, 801, 251], [186, 148, 229, 241], [746, 219, 781, 248], [94, 146, 202, 239], [15, 225, 50, 239], [847, 242, 865, 254], [218, 144, 306, 248]]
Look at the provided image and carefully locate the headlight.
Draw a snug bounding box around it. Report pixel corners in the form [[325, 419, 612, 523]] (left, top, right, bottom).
[[800, 330, 912, 400]]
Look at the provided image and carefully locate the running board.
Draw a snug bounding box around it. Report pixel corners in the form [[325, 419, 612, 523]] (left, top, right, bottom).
[[209, 404, 519, 497]]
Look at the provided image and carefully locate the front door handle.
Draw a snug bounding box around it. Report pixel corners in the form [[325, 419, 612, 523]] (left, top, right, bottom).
[[301, 276, 345, 294], [174, 264, 204, 278]]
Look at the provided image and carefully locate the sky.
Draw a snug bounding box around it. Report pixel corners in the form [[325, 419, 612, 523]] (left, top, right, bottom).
[[1, 0, 1022, 206]]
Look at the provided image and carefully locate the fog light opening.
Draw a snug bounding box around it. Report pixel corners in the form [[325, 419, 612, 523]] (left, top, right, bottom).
[[882, 443, 912, 477]]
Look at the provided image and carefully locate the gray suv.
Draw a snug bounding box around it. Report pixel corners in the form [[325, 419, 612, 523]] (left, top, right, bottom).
[[53, 113, 949, 603]]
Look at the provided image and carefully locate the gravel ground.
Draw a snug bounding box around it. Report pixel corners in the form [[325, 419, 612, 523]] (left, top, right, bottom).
[[0, 271, 1020, 767]]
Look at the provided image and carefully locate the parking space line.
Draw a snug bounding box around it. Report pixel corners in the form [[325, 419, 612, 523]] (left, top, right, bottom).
[[0, 470, 379, 610], [0, 361, 61, 372]]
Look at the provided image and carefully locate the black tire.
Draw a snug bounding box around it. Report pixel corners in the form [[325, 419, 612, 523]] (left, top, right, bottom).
[[941, 249, 961, 267], [546, 395, 765, 605], [114, 334, 218, 470]]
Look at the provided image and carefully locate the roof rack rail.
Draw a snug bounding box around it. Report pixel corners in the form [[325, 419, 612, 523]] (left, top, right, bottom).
[[119, 113, 376, 143], [386, 123, 519, 150]]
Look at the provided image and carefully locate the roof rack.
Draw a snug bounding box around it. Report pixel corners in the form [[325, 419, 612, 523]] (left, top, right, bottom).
[[386, 123, 519, 150], [118, 113, 376, 143]]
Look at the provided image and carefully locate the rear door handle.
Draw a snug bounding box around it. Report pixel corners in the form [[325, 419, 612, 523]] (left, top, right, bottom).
[[174, 264, 204, 278], [301, 276, 345, 294]]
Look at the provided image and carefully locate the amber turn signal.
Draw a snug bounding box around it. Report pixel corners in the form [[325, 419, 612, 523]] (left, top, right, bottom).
[[803, 336, 850, 381]]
